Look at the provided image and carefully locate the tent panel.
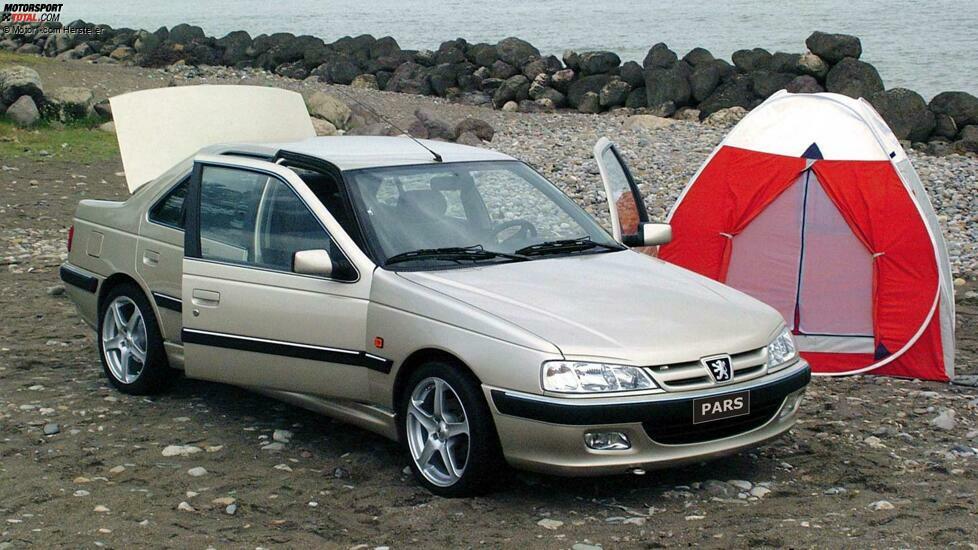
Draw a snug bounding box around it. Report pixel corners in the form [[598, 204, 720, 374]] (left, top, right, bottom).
[[795, 334, 874, 354], [725, 174, 804, 326], [797, 174, 874, 336]]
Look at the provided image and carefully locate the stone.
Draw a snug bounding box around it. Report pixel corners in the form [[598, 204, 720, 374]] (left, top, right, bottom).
[[94, 505, 110, 513], [690, 64, 720, 103], [705, 106, 749, 126], [931, 409, 956, 430], [42, 422, 60, 435], [625, 87, 647, 109], [578, 51, 621, 76], [796, 53, 829, 79], [751, 70, 795, 98], [522, 55, 561, 80], [528, 82, 566, 106], [728, 479, 753, 491], [169, 23, 205, 44], [345, 122, 399, 136], [414, 107, 455, 140], [537, 518, 564, 530], [187, 467, 208, 477], [868, 500, 895, 511], [489, 60, 518, 80], [806, 31, 862, 64], [109, 465, 126, 474], [622, 115, 676, 131], [750, 486, 772, 498], [786, 75, 824, 94], [869, 88, 936, 141], [0, 65, 43, 105], [98, 121, 116, 134], [551, 69, 576, 94], [953, 125, 978, 154], [47, 284, 66, 296], [732, 48, 772, 72], [93, 100, 112, 120], [456, 131, 483, 147], [674, 107, 700, 121], [929, 91, 978, 128], [619, 61, 645, 88], [496, 37, 540, 68], [643, 42, 677, 69], [212, 496, 236, 506], [4, 95, 40, 127], [825, 58, 884, 99], [492, 74, 530, 108], [702, 479, 735, 498], [272, 429, 293, 443], [599, 79, 631, 108], [767, 52, 801, 73], [562, 50, 580, 71], [162, 444, 202, 457], [306, 91, 352, 130], [261, 442, 285, 451], [177, 501, 195, 512], [385, 62, 432, 95], [43, 87, 95, 122], [645, 65, 690, 108], [455, 117, 495, 141], [577, 92, 601, 114], [933, 113, 958, 139], [312, 118, 338, 136], [683, 47, 715, 67], [109, 46, 135, 61], [501, 100, 519, 112], [467, 43, 497, 67]]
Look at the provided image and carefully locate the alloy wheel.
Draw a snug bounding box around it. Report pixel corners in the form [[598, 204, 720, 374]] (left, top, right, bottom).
[[101, 296, 148, 384], [406, 377, 471, 487]]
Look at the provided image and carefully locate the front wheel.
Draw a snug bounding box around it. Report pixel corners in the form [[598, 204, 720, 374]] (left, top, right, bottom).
[[400, 362, 504, 497]]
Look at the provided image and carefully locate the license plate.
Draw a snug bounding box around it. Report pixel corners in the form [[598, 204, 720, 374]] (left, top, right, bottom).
[[693, 391, 751, 424]]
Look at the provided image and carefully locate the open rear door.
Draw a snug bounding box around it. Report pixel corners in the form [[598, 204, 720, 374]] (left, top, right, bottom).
[[593, 137, 650, 242]]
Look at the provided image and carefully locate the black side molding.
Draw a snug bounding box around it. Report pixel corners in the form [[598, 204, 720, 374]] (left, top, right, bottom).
[[152, 292, 183, 313], [59, 265, 98, 293], [181, 328, 393, 374]]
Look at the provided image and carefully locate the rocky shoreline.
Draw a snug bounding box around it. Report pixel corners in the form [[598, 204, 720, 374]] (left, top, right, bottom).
[[2, 20, 978, 155]]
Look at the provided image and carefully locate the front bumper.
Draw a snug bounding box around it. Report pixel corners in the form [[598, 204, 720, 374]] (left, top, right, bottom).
[[485, 360, 810, 476]]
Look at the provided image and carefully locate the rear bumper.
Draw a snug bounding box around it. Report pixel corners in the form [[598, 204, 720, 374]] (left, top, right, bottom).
[[486, 361, 810, 476], [60, 262, 101, 329]]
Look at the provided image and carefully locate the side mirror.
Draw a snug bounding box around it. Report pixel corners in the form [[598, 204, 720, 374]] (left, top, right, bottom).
[[293, 249, 333, 277], [622, 223, 672, 247]]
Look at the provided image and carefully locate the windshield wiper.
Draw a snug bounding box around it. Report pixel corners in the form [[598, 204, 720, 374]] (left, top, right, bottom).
[[385, 245, 529, 266], [515, 237, 624, 257]]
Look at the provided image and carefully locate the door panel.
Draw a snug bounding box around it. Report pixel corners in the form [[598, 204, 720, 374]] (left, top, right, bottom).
[[593, 137, 649, 241], [182, 155, 375, 401]]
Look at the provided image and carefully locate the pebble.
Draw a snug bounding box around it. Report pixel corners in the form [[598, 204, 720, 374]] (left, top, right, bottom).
[[212, 497, 236, 506], [225, 504, 238, 515], [177, 501, 195, 512], [73, 490, 90, 497], [869, 500, 895, 511], [863, 435, 885, 448], [750, 486, 772, 498], [46, 284, 64, 296], [931, 409, 957, 430], [572, 544, 602, 550], [274, 463, 293, 472], [537, 518, 563, 530], [728, 479, 752, 491], [42, 422, 60, 435], [272, 429, 293, 443], [187, 467, 208, 477], [261, 442, 285, 452], [93, 505, 109, 513], [162, 445, 202, 457], [108, 465, 125, 474]]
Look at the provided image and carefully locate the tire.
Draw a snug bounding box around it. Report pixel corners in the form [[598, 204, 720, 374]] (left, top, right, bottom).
[[97, 282, 171, 395], [399, 361, 504, 497]]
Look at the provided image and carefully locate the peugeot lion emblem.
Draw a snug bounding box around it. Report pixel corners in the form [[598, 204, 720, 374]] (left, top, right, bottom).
[[702, 355, 733, 383]]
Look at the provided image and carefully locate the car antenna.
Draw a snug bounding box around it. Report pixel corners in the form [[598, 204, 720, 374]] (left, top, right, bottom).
[[329, 87, 443, 162]]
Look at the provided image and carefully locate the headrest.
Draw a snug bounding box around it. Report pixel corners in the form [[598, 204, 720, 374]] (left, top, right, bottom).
[[398, 189, 448, 220]]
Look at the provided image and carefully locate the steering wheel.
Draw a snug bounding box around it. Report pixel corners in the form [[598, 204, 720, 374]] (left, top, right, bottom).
[[492, 219, 538, 244]]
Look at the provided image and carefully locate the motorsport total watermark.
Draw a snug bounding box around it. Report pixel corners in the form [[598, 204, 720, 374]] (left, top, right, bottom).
[[1, 4, 104, 36], [1, 3, 63, 22]]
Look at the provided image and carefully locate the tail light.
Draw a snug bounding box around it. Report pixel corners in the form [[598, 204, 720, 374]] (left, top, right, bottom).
[[67, 225, 74, 252]]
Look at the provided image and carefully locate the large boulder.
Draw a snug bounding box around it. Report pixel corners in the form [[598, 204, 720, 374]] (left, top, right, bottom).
[[623, 114, 675, 131], [350, 74, 379, 90], [578, 51, 621, 76], [43, 87, 95, 122], [414, 107, 455, 140], [785, 75, 824, 94], [385, 62, 432, 95], [929, 91, 978, 128], [455, 117, 495, 141], [312, 55, 360, 85], [370, 36, 401, 59], [496, 37, 540, 68], [489, 60, 518, 79], [689, 63, 721, 103], [805, 31, 862, 64], [599, 79, 631, 108], [682, 47, 715, 67], [643, 43, 677, 69], [869, 88, 936, 142], [528, 81, 566, 107], [562, 50, 581, 71], [466, 43, 498, 67], [933, 113, 958, 139], [766, 52, 801, 73], [4, 95, 40, 127], [0, 65, 43, 106], [522, 55, 561, 80], [704, 106, 749, 127], [429, 63, 460, 96], [952, 125, 978, 154], [567, 74, 612, 108], [168, 23, 206, 44], [492, 74, 530, 108], [732, 48, 772, 73], [825, 58, 883, 99], [698, 75, 755, 118], [644, 65, 690, 109], [133, 30, 162, 56], [795, 53, 829, 79], [625, 87, 647, 109], [577, 91, 602, 114], [306, 91, 352, 130], [751, 70, 795, 98], [551, 69, 576, 93], [619, 61, 645, 88]]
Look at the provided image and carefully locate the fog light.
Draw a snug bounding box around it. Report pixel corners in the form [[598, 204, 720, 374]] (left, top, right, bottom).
[[779, 391, 805, 419], [584, 431, 631, 450]]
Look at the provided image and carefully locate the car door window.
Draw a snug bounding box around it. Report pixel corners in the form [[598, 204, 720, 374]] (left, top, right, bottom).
[[149, 177, 189, 230]]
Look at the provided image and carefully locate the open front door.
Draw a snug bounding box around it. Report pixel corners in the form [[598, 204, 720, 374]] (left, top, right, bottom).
[[593, 138, 649, 242], [181, 154, 381, 401]]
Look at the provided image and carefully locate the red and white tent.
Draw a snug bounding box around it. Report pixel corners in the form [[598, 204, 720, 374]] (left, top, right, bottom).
[[659, 91, 955, 381]]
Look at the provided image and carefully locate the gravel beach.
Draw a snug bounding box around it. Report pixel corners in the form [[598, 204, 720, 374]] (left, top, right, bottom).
[[0, 58, 976, 548]]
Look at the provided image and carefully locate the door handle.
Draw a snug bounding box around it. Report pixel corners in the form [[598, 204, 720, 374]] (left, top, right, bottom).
[[191, 289, 221, 307], [142, 250, 161, 266]]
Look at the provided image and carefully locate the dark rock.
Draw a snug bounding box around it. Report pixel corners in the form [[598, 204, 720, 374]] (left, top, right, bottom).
[[366, 54, 409, 73], [492, 74, 530, 108], [457, 73, 482, 92], [619, 61, 645, 88], [16, 43, 42, 55], [414, 49, 438, 67], [643, 42, 678, 69], [869, 88, 936, 141], [346, 122, 398, 136], [690, 64, 721, 102], [751, 70, 795, 98], [785, 75, 824, 94], [600, 79, 631, 108], [275, 61, 309, 80], [933, 113, 958, 139], [806, 31, 862, 64], [428, 63, 460, 96], [168, 23, 205, 45], [645, 65, 690, 109], [436, 47, 467, 65], [456, 131, 483, 146], [455, 117, 495, 141], [825, 58, 884, 99], [375, 70, 393, 90], [698, 75, 756, 118], [649, 101, 677, 117], [133, 30, 162, 56], [929, 91, 978, 128], [518, 98, 554, 113], [489, 60, 518, 80], [551, 69, 575, 93], [467, 43, 498, 67], [578, 91, 602, 113], [523, 55, 562, 80], [567, 74, 612, 108], [93, 100, 112, 120], [732, 48, 772, 72], [625, 87, 647, 109], [215, 30, 253, 65], [385, 62, 432, 95], [795, 53, 829, 79], [579, 51, 621, 76], [767, 52, 801, 73], [682, 47, 715, 67], [457, 91, 492, 106], [0, 65, 43, 105], [313, 55, 360, 85], [952, 125, 978, 153], [562, 50, 580, 71], [4, 95, 40, 127], [414, 107, 455, 140], [480, 78, 504, 94], [370, 36, 400, 59], [496, 37, 540, 68]]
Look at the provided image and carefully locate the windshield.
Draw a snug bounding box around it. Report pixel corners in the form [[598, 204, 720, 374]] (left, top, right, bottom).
[[345, 161, 622, 269]]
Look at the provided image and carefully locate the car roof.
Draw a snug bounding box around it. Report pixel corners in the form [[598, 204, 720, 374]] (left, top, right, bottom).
[[228, 136, 516, 171]]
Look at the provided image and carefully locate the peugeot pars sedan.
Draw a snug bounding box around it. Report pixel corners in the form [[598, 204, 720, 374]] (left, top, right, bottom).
[[60, 86, 809, 496]]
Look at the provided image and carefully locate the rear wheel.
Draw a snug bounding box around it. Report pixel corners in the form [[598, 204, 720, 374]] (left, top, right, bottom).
[[97, 283, 170, 395], [400, 362, 503, 497]]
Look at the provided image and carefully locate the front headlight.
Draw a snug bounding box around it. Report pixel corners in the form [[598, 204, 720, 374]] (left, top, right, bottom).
[[766, 327, 797, 371], [542, 361, 656, 393]]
